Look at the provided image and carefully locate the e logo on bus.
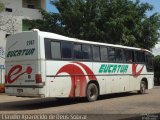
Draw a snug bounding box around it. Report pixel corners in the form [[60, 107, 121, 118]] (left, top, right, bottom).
[[6, 65, 32, 83]]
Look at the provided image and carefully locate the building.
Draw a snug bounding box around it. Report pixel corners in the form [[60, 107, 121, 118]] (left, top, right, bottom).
[[0, 0, 46, 83]]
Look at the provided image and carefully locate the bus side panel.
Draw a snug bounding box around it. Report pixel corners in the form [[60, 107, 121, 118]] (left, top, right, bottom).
[[93, 62, 107, 95], [129, 64, 154, 91], [147, 74, 154, 89], [46, 61, 72, 97], [93, 63, 130, 94], [46, 61, 94, 98], [118, 76, 130, 92]]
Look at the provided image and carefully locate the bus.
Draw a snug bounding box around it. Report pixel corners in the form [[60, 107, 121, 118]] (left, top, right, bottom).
[[5, 29, 154, 102]]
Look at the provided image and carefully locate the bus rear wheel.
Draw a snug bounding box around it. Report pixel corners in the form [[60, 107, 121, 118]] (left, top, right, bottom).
[[86, 83, 99, 102], [138, 81, 146, 94]]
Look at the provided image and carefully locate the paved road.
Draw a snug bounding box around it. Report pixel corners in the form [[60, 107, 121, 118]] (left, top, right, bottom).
[[0, 86, 160, 120]]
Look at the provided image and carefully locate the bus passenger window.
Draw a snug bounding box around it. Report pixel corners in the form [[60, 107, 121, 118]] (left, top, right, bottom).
[[115, 48, 124, 62], [93, 46, 100, 61], [74, 44, 83, 59], [100, 47, 108, 61], [135, 51, 145, 63], [51, 41, 61, 59], [82, 44, 91, 59], [145, 52, 153, 72], [45, 39, 52, 60], [108, 47, 115, 62], [124, 50, 134, 63], [61, 42, 72, 59]]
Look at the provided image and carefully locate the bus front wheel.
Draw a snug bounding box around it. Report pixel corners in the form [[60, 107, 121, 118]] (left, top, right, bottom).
[[138, 81, 146, 94], [86, 83, 99, 102]]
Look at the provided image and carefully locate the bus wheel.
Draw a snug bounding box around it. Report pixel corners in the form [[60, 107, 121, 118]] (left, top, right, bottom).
[[86, 83, 99, 102], [138, 81, 146, 94]]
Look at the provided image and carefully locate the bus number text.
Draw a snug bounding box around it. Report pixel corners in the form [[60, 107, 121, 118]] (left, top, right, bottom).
[[27, 40, 34, 46]]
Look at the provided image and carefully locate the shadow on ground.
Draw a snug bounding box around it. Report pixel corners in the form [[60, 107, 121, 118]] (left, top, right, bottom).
[[154, 82, 160, 86], [0, 92, 144, 111]]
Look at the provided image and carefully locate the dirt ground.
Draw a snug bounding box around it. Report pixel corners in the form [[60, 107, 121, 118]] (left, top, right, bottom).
[[0, 86, 160, 120]]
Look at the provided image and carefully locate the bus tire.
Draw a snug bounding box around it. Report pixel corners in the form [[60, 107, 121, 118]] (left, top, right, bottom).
[[138, 81, 146, 94], [86, 83, 99, 102]]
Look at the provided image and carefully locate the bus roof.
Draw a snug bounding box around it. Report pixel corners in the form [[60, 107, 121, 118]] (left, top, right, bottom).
[[31, 29, 152, 53]]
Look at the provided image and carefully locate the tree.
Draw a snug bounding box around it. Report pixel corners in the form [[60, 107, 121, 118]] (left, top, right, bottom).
[[26, 0, 160, 50], [0, 2, 4, 12]]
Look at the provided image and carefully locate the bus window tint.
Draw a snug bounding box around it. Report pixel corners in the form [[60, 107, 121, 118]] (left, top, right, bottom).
[[108, 47, 115, 61], [61, 42, 72, 59], [93, 46, 100, 61], [135, 51, 145, 63], [51, 41, 61, 59], [146, 52, 153, 71], [82, 44, 91, 59], [74, 44, 82, 59], [124, 50, 134, 63], [100, 47, 108, 61], [45, 39, 51, 59], [115, 48, 124, 62]]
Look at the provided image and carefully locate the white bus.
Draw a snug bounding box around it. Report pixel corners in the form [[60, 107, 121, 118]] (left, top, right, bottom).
[[5, 29, 154, 102]]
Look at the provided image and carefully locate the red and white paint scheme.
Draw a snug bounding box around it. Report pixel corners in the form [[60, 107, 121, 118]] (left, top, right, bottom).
[[5, 29, 154, 102]]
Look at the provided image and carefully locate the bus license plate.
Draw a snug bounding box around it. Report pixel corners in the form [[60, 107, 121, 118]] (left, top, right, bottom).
[[17, 89, 23, 93]]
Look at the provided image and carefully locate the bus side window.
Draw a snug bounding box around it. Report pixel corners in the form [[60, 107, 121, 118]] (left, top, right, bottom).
[[145, 52, 153, 72], [93, 46, 100, 61], [82, 44, 92, 60], [124, 50, 134, 63], [108, 47, 115, 62], [100, 46, 108, 61], [45, 39, 51, 60], [74, 44, 83, 59], [115, 48, 124, 62], [135, 51, 145, 63], [51, 41, 61, 59], [61, 42, 72, 59]]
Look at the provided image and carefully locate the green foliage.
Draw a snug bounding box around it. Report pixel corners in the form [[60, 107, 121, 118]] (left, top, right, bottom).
[[0, 2, 4, 12], [27, 0, 160, 50]]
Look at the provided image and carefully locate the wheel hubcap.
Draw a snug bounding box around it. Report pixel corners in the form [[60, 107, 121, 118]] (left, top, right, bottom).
[[141, 83, 145, 93], [89, 87, 96, 98]]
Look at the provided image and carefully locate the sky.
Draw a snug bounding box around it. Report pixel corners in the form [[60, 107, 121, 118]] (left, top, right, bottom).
[[46, 0, 160, 16], [46, 0, 59, 13], [139, 0, 160, 16]]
